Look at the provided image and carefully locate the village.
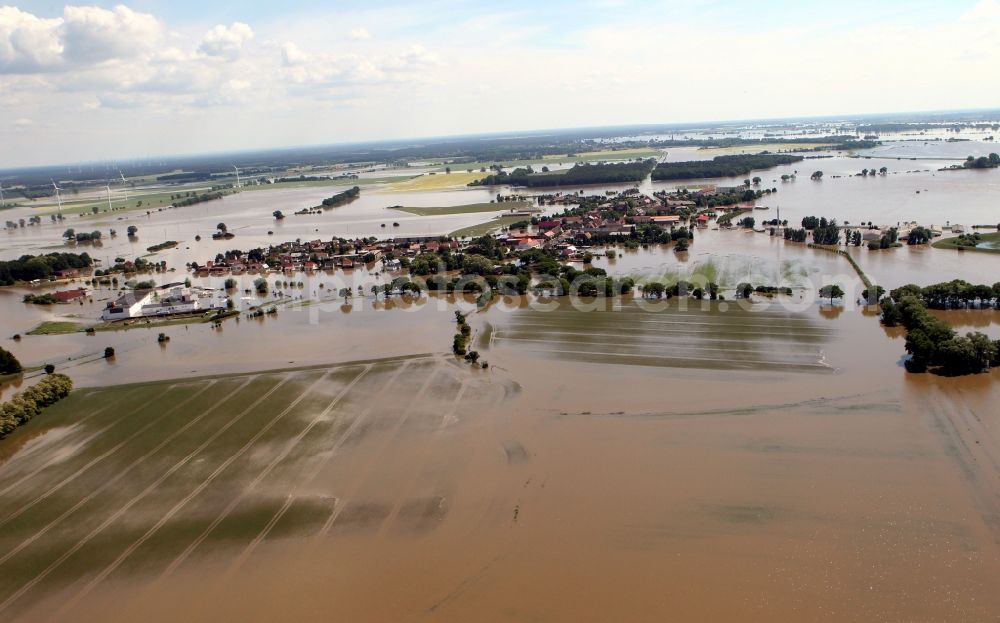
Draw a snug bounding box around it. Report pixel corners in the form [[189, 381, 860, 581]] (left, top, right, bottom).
[[24, 185, 952, 324]]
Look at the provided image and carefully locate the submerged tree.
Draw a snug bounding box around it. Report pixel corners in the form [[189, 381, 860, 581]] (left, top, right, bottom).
[[819, 284, 845, 304]]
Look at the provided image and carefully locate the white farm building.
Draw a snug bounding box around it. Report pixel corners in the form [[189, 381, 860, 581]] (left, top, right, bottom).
[[101, 284, 225, 321]]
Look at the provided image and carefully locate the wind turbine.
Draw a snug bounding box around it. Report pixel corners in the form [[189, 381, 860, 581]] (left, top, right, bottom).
[[0, 182, 5, 204], [51, 179, 63, 217], [233, 165, 242, 189], [118, 170, 129, 203], [105, 183, 113, 212]]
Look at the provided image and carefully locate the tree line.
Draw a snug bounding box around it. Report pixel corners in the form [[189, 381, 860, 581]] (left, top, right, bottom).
[[651, 154, 803, 181], [0, 373, 74, 439], [319, 186, 361, 208], [0, 252, 93, 285], [0, 347, 21, 375], [879, 281, 1000, 374], [471, 160, 656, 187]]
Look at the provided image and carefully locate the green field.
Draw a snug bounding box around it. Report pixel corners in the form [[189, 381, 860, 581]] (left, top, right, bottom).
[[449, 215, 526, 238], [25, 187, 226, 218], [932, 231, 1000, 254], [26, 321, 85, 336], [390, 201, 530, 216], [24, 175, 416, 220], [0, 355, 505, 618]]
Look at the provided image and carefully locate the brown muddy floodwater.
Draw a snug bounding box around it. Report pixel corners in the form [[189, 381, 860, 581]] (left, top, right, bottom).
[[2, 295, 999, 623]]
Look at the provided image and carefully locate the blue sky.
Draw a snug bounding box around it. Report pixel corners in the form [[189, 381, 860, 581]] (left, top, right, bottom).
[[1, 0, 997, 166]]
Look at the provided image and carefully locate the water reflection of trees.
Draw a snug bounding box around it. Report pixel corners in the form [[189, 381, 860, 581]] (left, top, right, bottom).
[[817, 304, 843, 320]]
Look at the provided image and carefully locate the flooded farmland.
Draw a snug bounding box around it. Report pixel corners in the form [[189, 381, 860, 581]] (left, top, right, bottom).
[[2, 138, 1000, 622], [2, 297, 999, 622]]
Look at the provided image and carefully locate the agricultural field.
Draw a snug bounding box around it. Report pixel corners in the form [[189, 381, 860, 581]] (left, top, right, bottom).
[[385, 171, 486, 192], [389, 201, 530, 216], [564, 147, 664, 159], [486, 300, 835, 373], [25, 187, 222, 218], [449, 215, 526, 238], [0, 355, 508, 621]]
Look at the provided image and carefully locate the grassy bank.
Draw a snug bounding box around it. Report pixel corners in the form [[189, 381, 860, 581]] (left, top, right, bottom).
[[26, 321, 86, 335], [932, 232, 1000, 254]]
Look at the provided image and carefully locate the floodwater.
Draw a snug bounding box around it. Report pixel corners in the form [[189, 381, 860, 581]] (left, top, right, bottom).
[[3, 142, 1000, 621], [3, 298, 999, 622]]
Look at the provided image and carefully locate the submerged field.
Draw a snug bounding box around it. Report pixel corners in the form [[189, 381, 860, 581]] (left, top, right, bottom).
[[389, 201, 530, 216], [486, 301, 835, 372], [1, 300, 1000, 621], [0, 355, 510, 620]]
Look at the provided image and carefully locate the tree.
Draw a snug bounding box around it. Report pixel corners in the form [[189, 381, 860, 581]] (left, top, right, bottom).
[[862, 285, 885, 304], [63, 228, 75, 240], [104, 347, 115, 358], [810, 170, 823, 180], [907, 226, 932, 245], [217, 222, 227, 233], [224, 277, 237, 290], [0, 347, 22, 375], [44, 363, 55, 374], [644, 282, 665, 299], [272, 210, 284, 220], [819, 284, 845, 304], [127, 225, 138, 237]]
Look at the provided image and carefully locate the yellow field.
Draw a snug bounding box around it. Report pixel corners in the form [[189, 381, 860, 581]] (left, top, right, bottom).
[[385, 171, 485, 192], [567, 147, 663, 159], [698, 143, 836, 156]]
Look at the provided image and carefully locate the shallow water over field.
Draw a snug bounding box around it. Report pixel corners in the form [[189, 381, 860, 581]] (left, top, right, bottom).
[[2, 296, 999, 622]]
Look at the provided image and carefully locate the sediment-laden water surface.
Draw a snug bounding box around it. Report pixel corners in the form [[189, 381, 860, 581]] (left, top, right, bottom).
[[1, 296, 999, 622]]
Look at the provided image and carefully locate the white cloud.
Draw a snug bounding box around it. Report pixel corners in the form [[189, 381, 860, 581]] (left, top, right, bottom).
[[3, 1, 1000, 168], [277, 41, 440, 87], [198, 22, 254, 61], [0, 6, 64, 73], [60, 5, 163, 64], [0, 4, 162, 73], [280, 41, 312, 67]]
